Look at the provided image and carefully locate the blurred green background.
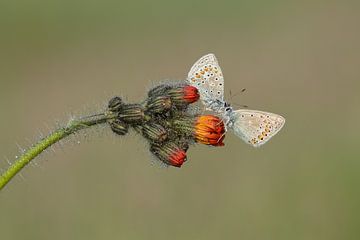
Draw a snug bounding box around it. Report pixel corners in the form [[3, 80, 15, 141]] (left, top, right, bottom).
[[1, 0, 359, 239]]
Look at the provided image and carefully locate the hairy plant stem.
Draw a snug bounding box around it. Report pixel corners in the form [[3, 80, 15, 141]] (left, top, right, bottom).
[[0, 112, 115, 190]]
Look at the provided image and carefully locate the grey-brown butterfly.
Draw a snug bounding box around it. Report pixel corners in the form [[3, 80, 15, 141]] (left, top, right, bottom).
[[187, 53, 285, 147]]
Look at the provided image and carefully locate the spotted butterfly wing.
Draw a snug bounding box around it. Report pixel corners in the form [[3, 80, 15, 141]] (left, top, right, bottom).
[[187, 54, 225, 109], [230, 110, 285, 147]]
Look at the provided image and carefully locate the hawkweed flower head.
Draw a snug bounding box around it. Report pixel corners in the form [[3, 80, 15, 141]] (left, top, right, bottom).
[[172, 115, 225, 146], [150, 142, 187, 167], [194, 115, 225, 146]]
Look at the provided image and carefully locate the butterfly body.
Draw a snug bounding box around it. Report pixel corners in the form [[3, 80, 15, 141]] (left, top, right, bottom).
[[187, 53, 285, 147]]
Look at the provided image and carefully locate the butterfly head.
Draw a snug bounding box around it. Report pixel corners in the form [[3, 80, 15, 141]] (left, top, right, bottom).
[[224, 101, 232, 111]]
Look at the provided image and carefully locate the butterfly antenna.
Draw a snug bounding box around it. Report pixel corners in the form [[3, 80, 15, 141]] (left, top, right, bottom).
[[228, 88, 248, 108], [232, 103, 248, 108], [229, 88, 246, 101]]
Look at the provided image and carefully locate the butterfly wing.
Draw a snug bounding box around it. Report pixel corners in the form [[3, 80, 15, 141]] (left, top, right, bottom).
[[230, 109, 285, 147], [187, 54, 225, 108]]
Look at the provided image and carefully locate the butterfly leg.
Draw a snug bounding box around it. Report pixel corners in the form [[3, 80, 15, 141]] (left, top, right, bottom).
[[215, 118, 229, 144]]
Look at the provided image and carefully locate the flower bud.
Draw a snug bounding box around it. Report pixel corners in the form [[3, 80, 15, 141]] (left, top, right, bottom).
[[148, 84, 171, 98], [172, 115, 225, 146], [146, 96, 172, 114], [109, 119, 129, 135], [118, 104, 145, 124], [177, 139, 190, 152], [150, 142, 187, 167], [142, 122, 168, 142], [108, 96, 124, 112], [167, 85, 199, 107]]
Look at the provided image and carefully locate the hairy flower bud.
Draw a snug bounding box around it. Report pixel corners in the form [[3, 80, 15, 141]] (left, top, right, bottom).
[[146, 96, 172, 114], [167, 85, 199, 107], [118, 104, 145, 124], [108, 96, 124, 112], [142, 122, 168, 142], [148, 84, 171, 98], [109, 119, 129, 135], [182, 85, 200, 103], [173, 115, 225, 146], [147, 83, 199, 109], [150, 142, 187, 167], [177, 139, 190, 152]]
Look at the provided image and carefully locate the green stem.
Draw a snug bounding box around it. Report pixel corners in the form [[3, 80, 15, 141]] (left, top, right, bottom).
[[0, 113, 114, 190]]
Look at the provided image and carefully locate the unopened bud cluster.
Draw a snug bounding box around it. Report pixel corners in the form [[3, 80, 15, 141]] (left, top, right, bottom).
[[106, 83, 225, 167]]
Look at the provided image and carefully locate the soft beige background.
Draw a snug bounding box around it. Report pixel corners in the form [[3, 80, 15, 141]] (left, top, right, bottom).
[[0, 0, 359, 239]]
